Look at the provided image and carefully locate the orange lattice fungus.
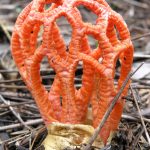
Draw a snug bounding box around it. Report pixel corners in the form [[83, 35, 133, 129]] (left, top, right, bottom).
[[11, 0, 134, 144]]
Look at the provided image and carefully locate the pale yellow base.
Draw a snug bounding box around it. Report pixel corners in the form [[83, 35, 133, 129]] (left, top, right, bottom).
[[42, 122, 114, 150]]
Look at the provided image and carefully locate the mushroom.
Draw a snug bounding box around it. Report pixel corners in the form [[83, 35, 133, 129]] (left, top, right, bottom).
[[11, 0, 133, 145]]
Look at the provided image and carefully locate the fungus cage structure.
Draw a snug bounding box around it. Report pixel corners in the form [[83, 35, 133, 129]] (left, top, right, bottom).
[[11, 0, 134, 143]]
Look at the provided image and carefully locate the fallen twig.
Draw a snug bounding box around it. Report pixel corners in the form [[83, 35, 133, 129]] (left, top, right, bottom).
[[134, 54, 150, 59], [123, 0, 149, 9], [0, 119, 43, 132], [122, 114, 150, 123], [132, 32, 150, 41], [0, 22, 11, 42], [0, 95, 31, 130], [132, 127, 145, 150], [0, 101, 35, 108], [130, 86, 150, 145]]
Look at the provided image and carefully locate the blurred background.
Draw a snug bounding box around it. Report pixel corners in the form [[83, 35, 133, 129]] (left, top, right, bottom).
[[0, 0, 150, 150]]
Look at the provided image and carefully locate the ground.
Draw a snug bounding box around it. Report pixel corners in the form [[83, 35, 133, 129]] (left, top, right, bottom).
[[0, 0, 150, 150]]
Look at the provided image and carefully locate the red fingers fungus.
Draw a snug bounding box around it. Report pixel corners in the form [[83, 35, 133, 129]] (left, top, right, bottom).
[[11, 0, 134, 144]]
